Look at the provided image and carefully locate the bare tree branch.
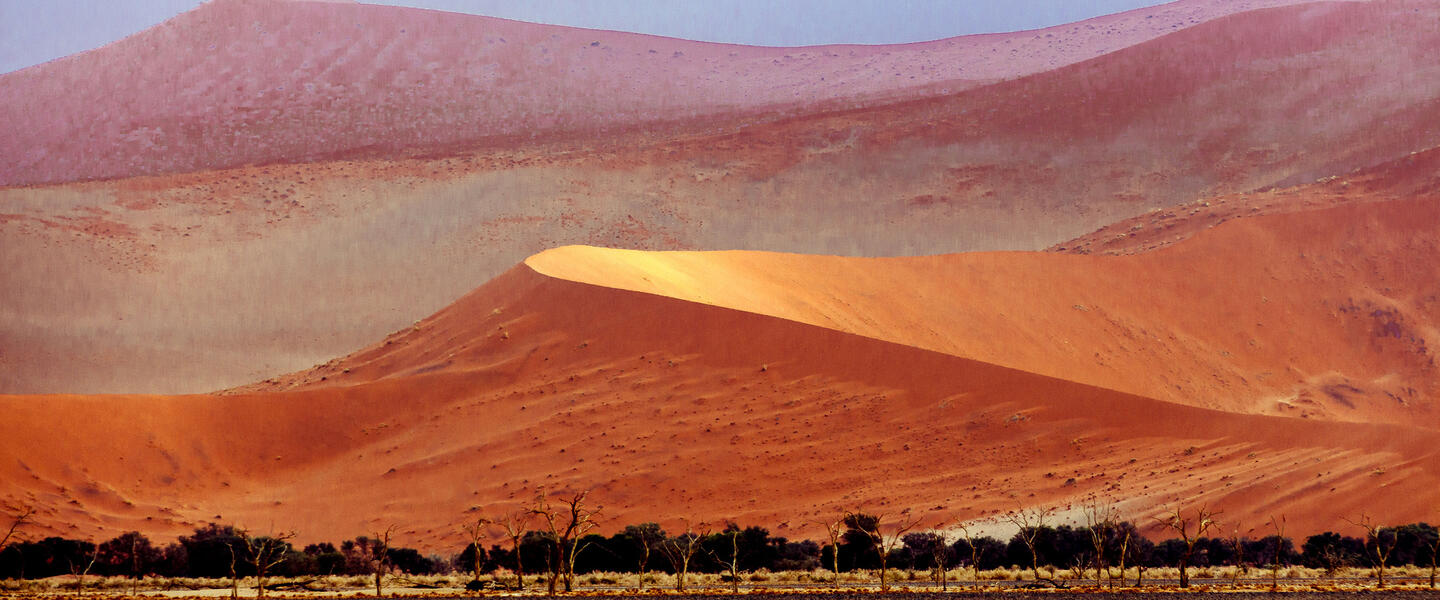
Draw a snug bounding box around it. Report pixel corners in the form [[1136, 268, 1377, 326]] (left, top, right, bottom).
[[1004, 506, 1055, 581], [0, 505, 35, 552], [845, 509, 920, 591], [1152, 505, 1220, 589], [1346, 513, 1396, 589], [658, 520, 708, 592]]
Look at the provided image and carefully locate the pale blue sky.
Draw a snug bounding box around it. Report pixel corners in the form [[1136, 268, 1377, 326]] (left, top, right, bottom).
[[0, 0, 1170, 74]]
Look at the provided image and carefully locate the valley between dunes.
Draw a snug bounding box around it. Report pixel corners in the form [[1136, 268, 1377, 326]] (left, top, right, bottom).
[[2, 195, 1436, 550]]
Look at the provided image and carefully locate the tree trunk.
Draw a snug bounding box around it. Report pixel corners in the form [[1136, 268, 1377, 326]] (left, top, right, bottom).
[[563, 556, 574, 591], [1178, 556, 1189, 589], [832, 549, 840, 589], [1116, 537, 1128, 588], [729, 533, 740, 594], [472, 545, 482, 584], [543, 544, 557, 596], [512, 539, 524, 591], [879, 554, 888, 590], [131, 536, 140, 597], [375, 570, 382, 597], [637, 544, 649, 591], [226, 546, 238, 600]]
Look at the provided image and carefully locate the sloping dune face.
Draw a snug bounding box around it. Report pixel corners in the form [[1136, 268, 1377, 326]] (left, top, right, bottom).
[[519, 199, 1440, 426], [4, 208, 1439, 548], [0, 0, 1309, 186], [7, 0, 1440, 394]]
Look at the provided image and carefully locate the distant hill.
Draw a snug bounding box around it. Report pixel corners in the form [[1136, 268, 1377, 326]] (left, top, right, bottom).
[[0, 0, 1311, 186]]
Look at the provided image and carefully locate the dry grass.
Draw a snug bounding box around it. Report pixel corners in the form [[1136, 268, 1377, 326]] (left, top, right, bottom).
[[1, 565, 1435, 596]]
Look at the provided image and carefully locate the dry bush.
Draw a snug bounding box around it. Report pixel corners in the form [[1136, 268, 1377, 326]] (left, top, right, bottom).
[[976, 567, 1023, 580]]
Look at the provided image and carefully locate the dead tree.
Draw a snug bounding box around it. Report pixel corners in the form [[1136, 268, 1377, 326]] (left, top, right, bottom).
[[460, 516, 491, 586], [1084, 503, 1118, 587], [1114, 521, 1132, 588], [240, 528, 297, 599], [1347, 514, 1397, 589], [845, 510, 920, 590], [929, 524, 957, 591], [227, 542, 240, 599], [0, 505, 34, 553], [558, 491, 601, 592], [707, 524, 742, 593], [625, 523, 663, 591], [1126, 530, 1149, 587], [817, 517, 844, 588], [531, 488, 602, 593], [67, 542, 99, 595], [1268, 515, 1286, 590], [1153, 505, 1220, 588], [1004, 506, 1054, 581], [368, 525, 395, 597], [495, 509, 530, 591], [1227, 524, 1246, 586], [957, 522, 987, 581], [659, 521, 708, 592]]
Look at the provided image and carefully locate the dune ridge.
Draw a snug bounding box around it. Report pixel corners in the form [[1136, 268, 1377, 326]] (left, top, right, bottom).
[[7, 0, 1440, 393], [509, 197, 1440, 426], [0, 0, 1312, 186], [5, 242, 1439, 549]]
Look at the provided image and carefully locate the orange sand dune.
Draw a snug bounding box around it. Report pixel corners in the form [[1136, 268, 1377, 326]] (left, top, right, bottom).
[[7, 0, 1440, 394], [3, 266, 1437, 550], [4, 197, 1435, 551], [492, 198, 1435, 426]]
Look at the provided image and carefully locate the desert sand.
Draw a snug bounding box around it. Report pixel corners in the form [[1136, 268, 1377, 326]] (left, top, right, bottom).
[[5, 0, 1440, 394], [3, 192, 1437, 550], [0, 0, 1313, 186]]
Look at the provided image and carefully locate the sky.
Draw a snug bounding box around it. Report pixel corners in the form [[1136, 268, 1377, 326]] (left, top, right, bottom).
[[0, 0, 1171, 74]]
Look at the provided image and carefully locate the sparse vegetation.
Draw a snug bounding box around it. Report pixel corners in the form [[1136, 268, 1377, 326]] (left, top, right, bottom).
[[5, 496, 1440, 594]]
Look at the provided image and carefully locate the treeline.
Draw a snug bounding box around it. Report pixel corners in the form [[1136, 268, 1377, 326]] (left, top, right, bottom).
[[3, 519, 1438, 585], [0, 524, 444, 581]]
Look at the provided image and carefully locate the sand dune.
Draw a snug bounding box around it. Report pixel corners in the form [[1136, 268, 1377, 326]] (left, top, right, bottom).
[[6, 195, 1434, 550], [0, 0, 1309, 186], [506, 197, 1440, 426], [2, 0, 1436, 554], [6, 0, 1440, 394], [4, 269, 1437, 550]]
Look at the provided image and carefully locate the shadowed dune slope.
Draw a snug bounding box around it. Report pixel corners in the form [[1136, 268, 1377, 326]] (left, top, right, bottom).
[[3, 254, 1439, 551], [0, 0, 1310, 185], [6, 0, 1440, 394]]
